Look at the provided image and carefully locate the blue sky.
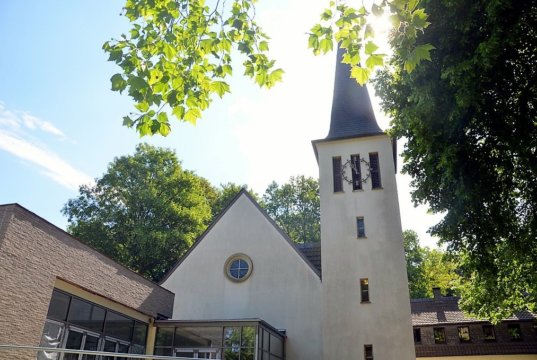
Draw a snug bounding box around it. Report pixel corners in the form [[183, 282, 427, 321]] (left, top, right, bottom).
[[0, 1, 442, 247]]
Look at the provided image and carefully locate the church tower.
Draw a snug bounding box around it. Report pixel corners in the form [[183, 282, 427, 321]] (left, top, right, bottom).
[[313, 49, 416, 360]]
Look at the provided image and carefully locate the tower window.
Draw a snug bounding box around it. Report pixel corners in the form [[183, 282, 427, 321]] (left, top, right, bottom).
[[333, 157, 343, 192], [356, 217, 366, 238], [360, 278, 370, 303], [369, 153, 382, 189], [364, 344, 373, 360], [351, 154, 362, 190]]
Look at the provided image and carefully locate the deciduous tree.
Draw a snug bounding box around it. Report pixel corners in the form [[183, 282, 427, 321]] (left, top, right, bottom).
[[62, 144, 214, 282], [262, 176, 320, 243], [375, 0, 537, 321]]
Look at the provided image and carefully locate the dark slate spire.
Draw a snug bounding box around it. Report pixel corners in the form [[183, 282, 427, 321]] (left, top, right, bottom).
[[326, 47, 383, 140]]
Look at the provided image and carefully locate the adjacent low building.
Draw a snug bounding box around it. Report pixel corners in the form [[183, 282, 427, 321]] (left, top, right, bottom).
[[412, 289, 537, 359], [0, 204, 174, 359]]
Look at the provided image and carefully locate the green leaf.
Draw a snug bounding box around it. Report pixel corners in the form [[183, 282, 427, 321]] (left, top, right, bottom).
[[413, 43, 435, 61], [128, 76, 148, 91], [321, 9, 333, 21], [138, 120, 153, 137], [268, 68, 284, 87], [122, 116, 134, 127], [184, 108, 201, 124], [135, 101, 150, 112], [308, 34, 319, 49], [210, 81, 231, 98], [159, 122, 171, 136], [172, 105, 185, 120], [186, 96, 198, 109], [412, 9, 429, 28], [408, 0, 419, 11], [259, 40, 269, 52], [365, 41, 379, 55], [350, 66, 370, 85], [111, 74, 127, 92], [163, 43, 177, 59], [365, 54, 385, 68], [319, 38, 333, 54], [157, 111, 168, 123], [149, 69, 163, 85]]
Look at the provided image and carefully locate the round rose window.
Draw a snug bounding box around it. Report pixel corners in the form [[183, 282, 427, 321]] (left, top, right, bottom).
[[224, 254, 253, 282]]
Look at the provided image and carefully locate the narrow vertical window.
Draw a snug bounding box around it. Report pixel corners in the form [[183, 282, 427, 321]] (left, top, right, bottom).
[[356, 217, 366, 238], [333, 157, 343, 192], [360, 278, 370, 302], [364, 344, 373, 360], [351, 154, 362, 190], [369, 153, 382, 189], [413, 328, 422, 343]]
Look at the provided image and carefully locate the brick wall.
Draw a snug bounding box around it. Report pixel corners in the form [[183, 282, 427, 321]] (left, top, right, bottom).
[[0, 204, 175, 359], [415, 321, 537, 357]]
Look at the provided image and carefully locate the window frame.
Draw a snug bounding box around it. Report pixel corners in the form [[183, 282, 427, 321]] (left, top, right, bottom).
[[360, 278, 370, 303], [332, 157, 343, 193], [507, 323, 523, 341], [433, 327, 446, 344], [364, 344, 374, 360], [369, 152, 382, 189], [356, 217, 366, 238], [350, 154, 362, 191], [413, 328, 421, 344], [457, 326, 471, 343], [482, 325, 496, 341], [224, 254, 253, 283]]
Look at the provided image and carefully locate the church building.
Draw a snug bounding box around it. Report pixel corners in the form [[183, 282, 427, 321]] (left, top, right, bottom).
[[157, 48, 415, 360], [2, 48, 537, 360]]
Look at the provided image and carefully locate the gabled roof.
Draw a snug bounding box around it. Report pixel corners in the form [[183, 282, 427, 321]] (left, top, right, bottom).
[[411, 295, 536, 326], [0, 203, 173, 294], [159, 189, 321, 284]]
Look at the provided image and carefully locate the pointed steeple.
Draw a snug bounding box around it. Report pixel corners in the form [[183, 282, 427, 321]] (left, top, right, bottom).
[[326, 47, 383, 140]]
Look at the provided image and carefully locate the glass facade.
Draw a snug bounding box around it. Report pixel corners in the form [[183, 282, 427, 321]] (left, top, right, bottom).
[[39, 289, 148, 359], [155, 321, 284, 360]]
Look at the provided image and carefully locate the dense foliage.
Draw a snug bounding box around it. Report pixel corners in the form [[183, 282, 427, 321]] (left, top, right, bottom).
[[62, 144, 214, 282], [403, 230, 459, 298], [262, 176, 320, 243], [104, 0, 433, 135], [376, 0, 537, 321]]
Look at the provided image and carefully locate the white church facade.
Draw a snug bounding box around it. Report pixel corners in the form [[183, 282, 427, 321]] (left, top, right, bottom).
[[157, 48, 416, 360], [0, 47, 417, 360]]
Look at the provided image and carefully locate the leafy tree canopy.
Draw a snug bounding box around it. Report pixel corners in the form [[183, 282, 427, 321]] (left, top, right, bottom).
[[104, 0, 433, 135], [376, 0, 537, 321], [262, 176, 320, 243], [62, 143, 215, 282], [403, 230, 459, 299]]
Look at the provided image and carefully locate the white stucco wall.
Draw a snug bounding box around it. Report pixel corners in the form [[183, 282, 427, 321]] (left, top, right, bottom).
[[315, 134, 416, 360], [162, 193, 323, 360]]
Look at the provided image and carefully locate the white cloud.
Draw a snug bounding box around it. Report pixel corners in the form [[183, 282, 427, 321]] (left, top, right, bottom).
[[0, 103, 92, 191], [21, 113, 65, 137]]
